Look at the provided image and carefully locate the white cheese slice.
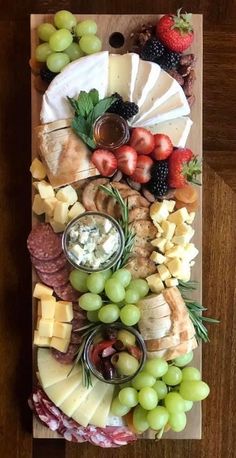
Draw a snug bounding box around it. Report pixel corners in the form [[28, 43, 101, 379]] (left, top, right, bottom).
[[72, 381, 110, 427], [37, 348, 80, 388], [41, 51, 109, 123], [131, 60, 161, 107], [90, 385, 114, 428], [60, 376, 98, 417], [145, 116, 193, 147], [108, 53, 139, 100], [44, 370, 82, 407]]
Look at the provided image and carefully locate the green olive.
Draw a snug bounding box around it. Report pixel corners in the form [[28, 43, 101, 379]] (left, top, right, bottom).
[[112, 351, 139, 376], [117, 329, 136, 347]]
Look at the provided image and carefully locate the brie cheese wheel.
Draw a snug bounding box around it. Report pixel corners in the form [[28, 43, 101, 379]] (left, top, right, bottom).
[[108, 52, 139, 100], [132, 60, 161, 107], [41, 51, 109, 123], [146, 116, 193, 147]]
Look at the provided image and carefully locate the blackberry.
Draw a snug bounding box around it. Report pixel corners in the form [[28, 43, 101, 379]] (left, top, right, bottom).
[[148, 180, 169, 197], [140, 37, 165, 62], [159, 50, 181, 70], [147, 160, 169, 197], [108, 93, 139, 120], [40, 67, 58, 83]]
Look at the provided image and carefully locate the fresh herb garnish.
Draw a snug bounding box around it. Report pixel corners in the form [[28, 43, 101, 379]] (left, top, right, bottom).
[[67, 89, 117, 149], [99, 184, 136, 271]]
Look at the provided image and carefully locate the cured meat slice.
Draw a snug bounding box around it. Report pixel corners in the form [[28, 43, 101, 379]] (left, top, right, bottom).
[[27, 223, 62, 261], [54, 283, 80, 302], [31, 253, 67, 274], [37, 265, 70, 288], [82, 178, 109, 211]]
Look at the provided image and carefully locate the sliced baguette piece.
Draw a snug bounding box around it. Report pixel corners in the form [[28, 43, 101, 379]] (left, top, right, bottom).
[[147, 336, 198, 361], [139, 316, 191, 341], [163, 287, 189, 324], [145, 321, 195, 351], [137, 293, 166, 309]]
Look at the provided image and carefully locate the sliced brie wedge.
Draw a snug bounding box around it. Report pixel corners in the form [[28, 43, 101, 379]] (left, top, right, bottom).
[[108, 52, 139, 100], [145, 116, 193, 147]]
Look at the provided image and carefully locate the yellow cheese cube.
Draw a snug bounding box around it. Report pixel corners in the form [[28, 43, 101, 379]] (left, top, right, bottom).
[[55, 301, 73, 322], [68, 202, 85, 221], [146, 273, 165, 294], [152, 221, 164, 234], [49, 219, 66, 234], [56, 185, 78, 205], [32, 194, 45, 215], [34, 330, 51, 347], [150, 201, 169, 223], [53, 201, 69, 224], [53, 322, 72, 340], [151, 237, 167, 253], [51, 337, 70, 353], [175, 222, 191, 236], [38, 180, 55, 199], [183, 243, 199, 261], [41, 297, 56, 320], [161, 220, 176, 240], [163, 199, 176, 212], [33, 283, 54, 299], [166, 258, 182, 278], [38, 318, 54, 337], [150, 251, 166, 264], [186, 212, 196, 224], [165, 245, 185, 258], [178, 260, 191, 282], [167, 207, 189, 225], [172, 228, 195, 245], [165, 241, 174, 251], [30, 158, 47, 180], [165, 278, 179, 287], [157, 264, 171, 281], [43, 197, 58, 217]]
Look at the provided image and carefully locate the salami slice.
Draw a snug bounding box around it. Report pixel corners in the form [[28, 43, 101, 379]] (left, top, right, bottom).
[[37, 265, 70, 288], [54, 283, 80, 301], [31, 252, 67, 274], [27, 223, 62, 261]]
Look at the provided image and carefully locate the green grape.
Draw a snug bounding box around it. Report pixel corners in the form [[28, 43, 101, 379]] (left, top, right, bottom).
[[54, 10, 77, 30], [120, 304, 140, 326], [69, 270, 88, 292], [162, 366, 183, 386], [98, 304, 120, 323], [133, 405, 149, 433], [147, 406, 169, 430], [105, 279, 125, 303], [181, 367, 201, 381], [87, 310, 99, 322], [129, 279, 149, 298], [168, 412, 187, 432], [112, 269, 131, 288], [86, 272, 105, 294], [138, 387, 158, 410], [37, 23, 56, 42], [47, 52, 70, 72], [100, 269, 112, 280], [111, 397, 130, 416], [35, 43, 52, 62], [49, 29, 73, 52], [179, 381, 210, 401], [65, 42, 84, 61], [144, 358, 168, 378], [112, 352, 139, 376], [183, 399, 193, 412], [118, 387, 138, 408], [164, 392, 185, 413], [131, 371, 156, 390], [152, 380, 168, 400], [75, 19, 97, 36], [79, 293, 102, 311], [117, 329, 136, 347], [125, 289, 140, 304], [174, 351, 193, 367], [79, 34, 102, 54]]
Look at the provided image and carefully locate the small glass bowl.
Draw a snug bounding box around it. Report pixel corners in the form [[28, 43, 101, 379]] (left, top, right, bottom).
[[93, 113, 130, 150], [62, 211, 125, 273], [83, 323, 146, 385]]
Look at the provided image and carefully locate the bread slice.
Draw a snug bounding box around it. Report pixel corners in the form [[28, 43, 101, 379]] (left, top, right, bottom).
[[145, 321, 195, 351], [147, 336, 198, 361]]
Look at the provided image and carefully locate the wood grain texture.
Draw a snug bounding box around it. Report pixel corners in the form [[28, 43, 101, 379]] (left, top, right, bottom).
[[0, 1, 235, 457]]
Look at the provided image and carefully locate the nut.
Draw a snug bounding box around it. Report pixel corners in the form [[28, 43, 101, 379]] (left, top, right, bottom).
[[167, 69, 184, 86], [126, 178, 142, 191], [183, 70, 196, 97], [179, 53, 196, 67], [142, 188, 155, 203], [112, 170, 123, 182]]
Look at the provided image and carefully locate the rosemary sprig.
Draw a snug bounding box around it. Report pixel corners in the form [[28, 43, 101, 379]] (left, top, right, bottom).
[[99, 184, 136, 270], [184, 298, 219, 343]]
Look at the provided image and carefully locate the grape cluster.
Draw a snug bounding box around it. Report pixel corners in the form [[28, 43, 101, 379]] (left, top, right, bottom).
[[35, 10, 102, 73], [111, 353, 210, 434], [69, 268, 149, 326]]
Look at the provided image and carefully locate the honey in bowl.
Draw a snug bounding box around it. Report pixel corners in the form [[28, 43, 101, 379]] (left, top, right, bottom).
[[93, 113, 130, 149]]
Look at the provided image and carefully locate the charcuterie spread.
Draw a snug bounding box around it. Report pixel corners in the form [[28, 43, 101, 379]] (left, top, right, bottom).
[[29, 10, 218, 446]]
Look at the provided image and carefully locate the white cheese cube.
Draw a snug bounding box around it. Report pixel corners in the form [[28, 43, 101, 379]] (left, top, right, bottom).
[[30, 158, 47, 180], [172, 228, 195, 245], [165, 278, 179, 287], [56, 185, 78, 205], [69, 244, 84, 262], [151, 237, 167, 253], [157, 264, 171, 281], [104, 219, 113, 233], [34, 330, 51, 347], [163, 199, 176, 212], [175, 222, 191, 236], [38, 318, 54, 337], [53, 322, 72, 340], [55, 301, 73, 322], [150, 201, 169, 223], [50, 337, 70, 353], [43, 197, 58, 217], [100, 234, 117, 254], [33, 283, 54, 299], [32, 194, 45, 215], [166, 258, 182, 278], [178, 260, 191, 282], [68, 202, 85, 220], [152, 221, 164, 234], [41, 297, 56, 320], [165, 241, 174, 251], [161, 220, 176, 240], [49, 219, 66, 233], [38, 180, 55, 199], [146, 273, 165, 294], [150, 251, 166, 264], [53, 201, 69, 224], [183, 243, 199, 261], [168, 207, 189, 225], [186, 212, 196, 224], [165, 245, 185, 258]]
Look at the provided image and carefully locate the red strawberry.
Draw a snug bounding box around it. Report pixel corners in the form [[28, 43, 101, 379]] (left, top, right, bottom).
[[152, 134, 173, 161], [156, 9, 194, 53], [129, 127, 155, 155], [168, 148, 201, 188], [130, 155, 154, 184], [115, 145, 137, 176], [91, 149, 117, 177]]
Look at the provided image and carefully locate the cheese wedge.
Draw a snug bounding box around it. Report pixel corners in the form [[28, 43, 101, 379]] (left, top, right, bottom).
[[108, 53, 139, 101], [44, 370, 83, 407], [72, 381, 110, 427], [145, 117, 193, 148], [37, 348, 80, 388], [90, 385, 114, 428], [131, 60, 161, 107], [60, 377, 98, 417]]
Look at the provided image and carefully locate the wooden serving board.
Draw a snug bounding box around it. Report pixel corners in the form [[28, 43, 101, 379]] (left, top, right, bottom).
[[31, 14, 203, 441]]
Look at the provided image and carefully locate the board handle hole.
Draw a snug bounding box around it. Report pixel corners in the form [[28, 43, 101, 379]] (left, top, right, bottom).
[[109, 32, 125, 48]]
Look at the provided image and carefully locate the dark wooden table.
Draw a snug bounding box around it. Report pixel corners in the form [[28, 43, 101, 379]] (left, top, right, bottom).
[[0, 1, 235, 457]]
